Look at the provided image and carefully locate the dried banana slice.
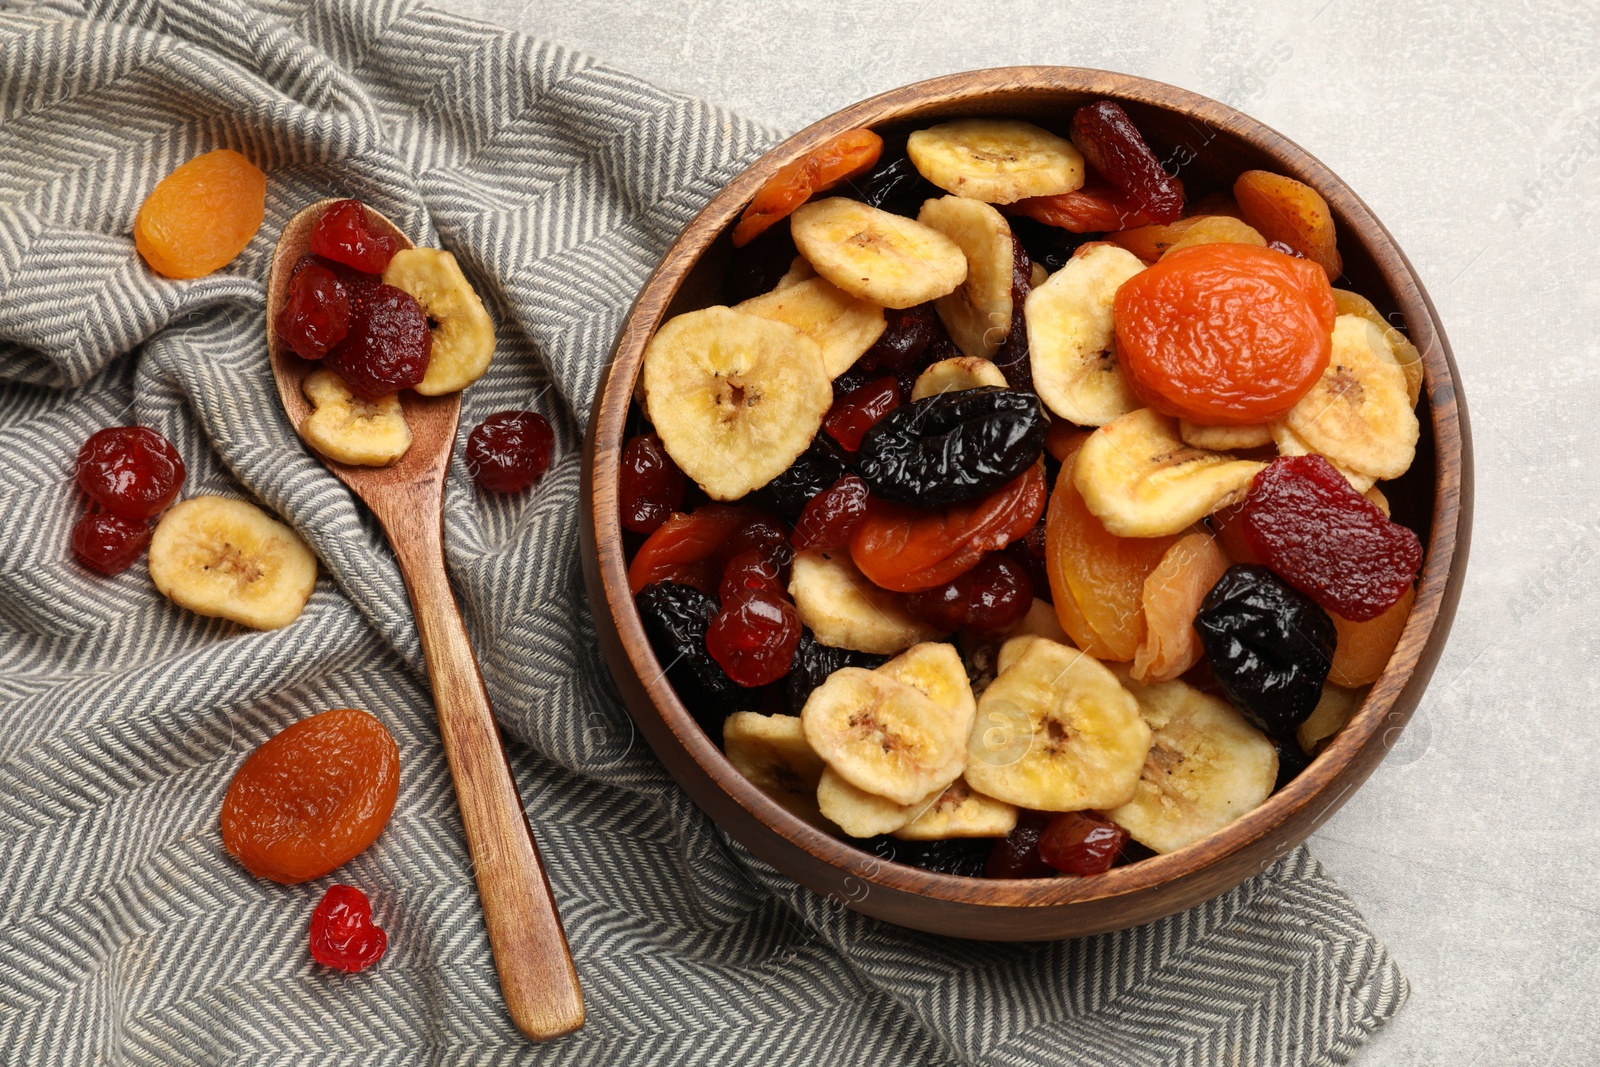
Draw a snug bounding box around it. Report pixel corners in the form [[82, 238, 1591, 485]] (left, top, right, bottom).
[[816, 766, 936, 837], [1178, 420, 1273, 451], [1269, 422, 1377, 492], [381, 248, 495, 396], [1104, 671, 1278, 854], [1332, 288, 1423, 407], [1296, 683, 1367, 756], [735, 275, 886, 379], [1282, 315, 1419, 480], [724, 712, 828, 826], [148, 496, 317, 630], [642, 306, 832, 501], [1073, 409, 1266, 538], [790, 197, 967, 309], [893, 777, 1017, 840], [965, 637, 1150, 811], [788, 548, 944, 655], [878, 641, 977, 740], [775, 256, 817, 290], [907, 119, 1085, 204], [299, 369, 412, 467], [1025, 242, 1146, 426], [910, 356, 1009, 401], [801, 667, 967, 805], [917, 195, 1014, 358]]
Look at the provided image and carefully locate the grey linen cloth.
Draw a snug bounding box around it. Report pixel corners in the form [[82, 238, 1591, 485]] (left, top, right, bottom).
[[0, 1, 1408, 1063]]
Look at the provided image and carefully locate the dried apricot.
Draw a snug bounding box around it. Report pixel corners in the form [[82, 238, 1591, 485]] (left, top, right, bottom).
[[732, 129, 883, 247], [1160, 215, 1266, 257], [1132, 531, 1231, 682], [1105, 215, 1208, 262], [1233, 170, 1342, 281], [1328, 584, 1415, 686], [1114, 242, 1336, 425], [220, 708, 400, 884], [134, 149, 266, 279], [1005, 176, 1169, 233]]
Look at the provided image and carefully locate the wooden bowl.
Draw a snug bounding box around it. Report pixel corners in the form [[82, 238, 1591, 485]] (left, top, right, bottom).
[[579, 68, 1472, 940]]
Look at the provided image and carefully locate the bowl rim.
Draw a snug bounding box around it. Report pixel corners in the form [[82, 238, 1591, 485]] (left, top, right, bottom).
[[584, 66, 1471, 916]]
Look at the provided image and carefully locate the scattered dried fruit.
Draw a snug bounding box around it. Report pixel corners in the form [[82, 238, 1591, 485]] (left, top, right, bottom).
[[71, 510, 151, 575], [135, 149, 266, 279], [76, 426, 187, 520], [309, 884, 387, 973], [466, 410, 553, 494]]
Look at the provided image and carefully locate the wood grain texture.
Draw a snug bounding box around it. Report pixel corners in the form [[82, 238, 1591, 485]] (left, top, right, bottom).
[[268, 203, 585, 1034], [581, 67, 1473, 940]]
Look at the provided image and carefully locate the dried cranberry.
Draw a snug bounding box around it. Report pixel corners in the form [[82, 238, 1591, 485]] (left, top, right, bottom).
[[985, 811, 1056, 879], [719, 549, 784, 604], [465, 410, 554, 493], [1240, 455, 1422, 621], [308, 884, 386, 973], [906, 552, 1034, 632], [324, 284, 432, 399], [705, 585, 801, 688], [309, 199, 397, 274], [791, 474, 869, 552], [823, 376, 901, 452], [1070, 101, 1184, 223], [75, 426, 186, 520], [274, 260, 349, 360], [71, 510, 151, 575], [618, 432, 686, 534], [1038, 811, 1129, 875]]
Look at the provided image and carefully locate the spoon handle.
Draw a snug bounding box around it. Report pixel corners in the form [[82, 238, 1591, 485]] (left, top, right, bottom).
[[390, 519, 585, 1041]]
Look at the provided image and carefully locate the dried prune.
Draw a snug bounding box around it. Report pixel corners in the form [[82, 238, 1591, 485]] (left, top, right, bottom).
[[783, 629, 886, 715], [856, 386, 1045, 507], [1038, 811, 1129, 875], [755, 440, 848, 521], [864, 835, 990, 878], [618, 432, 687, 534], [1070, 100, 1184, 223], [791, 474, 869, 552], [635, 581, 740, 733], [850, 152, 945, 217], [856, 303, 946, 374], [989, 234, 1033, 392], [1006, 214, 1094, 274], [906, 552, 1033, 633], [1194, 564, 1335, 738], [823, 376, 901, 453], [1240, 455, 1422, 622], [985, 811, 1056, 879], [726, 223, 799, 303], [1273, 737, 1312, 792]]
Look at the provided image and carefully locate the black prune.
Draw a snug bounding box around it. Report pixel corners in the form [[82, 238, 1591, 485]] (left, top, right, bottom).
[[754, 439, 848, 521], [1273, 737, 1312, 792], [1193, 565, 1336, 739], [848, 152, 944, 217], [862, 835, 990, 878], [635, 581, 740, 736], [726, 222, 798, 303], [1007, 213, 1095, 273], [989, 235, 1034, 392], [856, 386, 1046, 507], [783, 628, 887, 715]]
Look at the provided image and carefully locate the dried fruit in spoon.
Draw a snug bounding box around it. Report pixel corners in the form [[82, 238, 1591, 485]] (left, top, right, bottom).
[[465, 410, 553, 494], [732, 128, 884, 248], [275, 257, 350, 360], [309, 884, 387, 973], [382, 247, 495, 395], [300, 369, 413, 467], [1233, 170, 1342, 281], [220, 708, 400, 884], [324, 283, 433, 399], [135, 148, 266, 279], [1070, 100, 1184, 223], [76, 426, 187, 520], [310, 198, 398, 274]]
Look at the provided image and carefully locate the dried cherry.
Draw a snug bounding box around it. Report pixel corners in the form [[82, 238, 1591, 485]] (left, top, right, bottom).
[[783, 629, 887, 714], [76, 426, 187, 520], [705, 582, 801, 688], [324, 283, 433, 399], [1038, 811, 1129, 875], [465, 410, 554, 494], [856, 303, 946, 374], [1194, 564, 1336, 738], [906, 552, 1034, 633], [1070, 100, 1184, 223], [309, 884, 387, 973], [275, 258, 350, 360], [635, 581, 740, 731], [618, 432, 687, 534], [985, 811, 1056, 879], [823, 376, 901, 453], [310, 199, 397, 274], [755, 439, 848, 521], [856, 387, 1045, 508], [1240, 455, 1422, 622], [71, 510, 151, 575], [719, 549, 784, 604], [791, 474, 869, 552]]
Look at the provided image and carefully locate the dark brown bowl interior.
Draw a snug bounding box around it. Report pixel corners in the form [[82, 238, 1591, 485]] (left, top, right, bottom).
[[580, 67, 1472, 940]]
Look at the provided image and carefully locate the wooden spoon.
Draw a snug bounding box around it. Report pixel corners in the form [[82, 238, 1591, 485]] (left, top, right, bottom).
[[266, 200, 584, 1041]]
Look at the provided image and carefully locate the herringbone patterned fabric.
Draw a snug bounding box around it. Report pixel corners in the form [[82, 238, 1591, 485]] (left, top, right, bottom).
[[0, 1, 1407, 1063]]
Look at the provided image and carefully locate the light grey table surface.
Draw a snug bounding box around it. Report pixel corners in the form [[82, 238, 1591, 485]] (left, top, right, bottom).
[[439, 2, 1600, 1063]]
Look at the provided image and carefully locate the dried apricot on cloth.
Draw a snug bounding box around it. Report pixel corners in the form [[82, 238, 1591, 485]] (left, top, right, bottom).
[[134, 149, 265, 279], [1113, 242, 1335, 425], [220, 708, 400, 884], [732, 129, 883, 247]]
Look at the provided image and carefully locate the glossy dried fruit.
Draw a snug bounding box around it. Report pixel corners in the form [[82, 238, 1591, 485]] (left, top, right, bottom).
[[856, 387, 1045, 508], [1114, 242, 1336, 425], [275, 258, 351, 360], [324, 283, 433, 399], [1234, 170, 1342, 281], [987, 235, 1034, 392], [1240, 455, 1422, 621], [71, 510, 151, 575], [783, 629, 887, 715], [1194, 564, 1335, 738], [635, 581, 740, 732], [852, 151, 946, 217], [628, 505, 751, 595], [310, 199, 398, 274], [1007, 176, 1166, 233], [1328, 585, 1415, 687], [733, 128, 884, 247], [466, 410, 554, 494], [220, 708, 400, 884], [134, 149, 266, 279], [1070, 101, 1184, 223], [756, 440, 849, 521], [855, 303, 949, 375], [619, 432, 687, 534], [823, 375, 901, 453], [706, 583, 802, 688], [76, 426, 187, 520], [791, 474, 869, 552], [906, 552, 1033, 633], [852, 463, 1046, 593], [984, 810, 1056, 879], [1038, 810, 1130, 875], [309, 884, 387, 973]]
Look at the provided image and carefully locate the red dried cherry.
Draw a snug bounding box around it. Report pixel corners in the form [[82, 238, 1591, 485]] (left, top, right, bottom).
[[275, 259, 349, 360], [465, 410, 554, 494], [71, 510, 151, 575], [1240, 455, 1422, 621], [324, 283, 432, 399], [906, 551, 1034, 632], [76, 426, 186, 520], [705, 585, 801, 688], [791, 474, 869, 552], [309, 884, 387, 973], [309, 200, 397, 274], [719, 549, 784, 605], [618, 432, 686, 534], [823, 376, 900, 453], [1038, 811, 1129, 875], [1070, 100, 1184, 223], [984, 811, 1055, 879]]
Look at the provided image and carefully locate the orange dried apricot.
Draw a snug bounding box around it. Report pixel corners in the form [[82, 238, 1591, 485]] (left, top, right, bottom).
[[732, 129, 883, 247], [1328, 584, 1415, 687], [1105, 215, 1208, 262], [1233, 170, 1342, 281], [135, 149, 266, 279], [220, 707, 400, 884], [1131, 531, 1231, 682]]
